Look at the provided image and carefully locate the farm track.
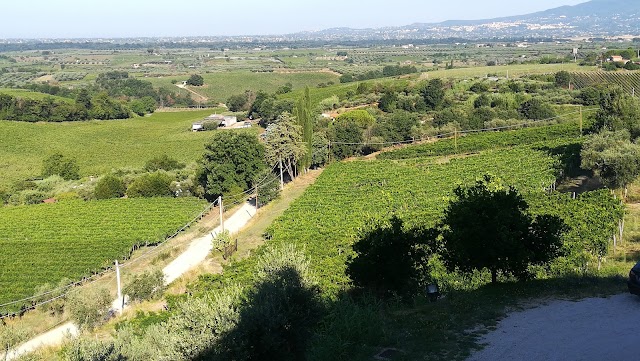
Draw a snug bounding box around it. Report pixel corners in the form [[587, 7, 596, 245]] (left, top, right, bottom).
[[4, 201, 257, 360]]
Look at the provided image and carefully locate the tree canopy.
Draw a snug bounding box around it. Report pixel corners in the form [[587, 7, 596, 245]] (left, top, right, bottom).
[[198, 131, 266, 200], [581, 129, 640, 192], [439, 176, 565, 283]]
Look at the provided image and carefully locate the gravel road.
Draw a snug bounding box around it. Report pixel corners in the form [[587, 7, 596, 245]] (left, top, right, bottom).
[[5, 202, 256, 360], [467, 293, 640, 361]]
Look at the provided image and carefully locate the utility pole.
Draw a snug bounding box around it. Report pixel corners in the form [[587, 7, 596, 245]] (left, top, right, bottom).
[[454, 127, 458, 152], [279, 157, 284, 190], [579, 106, 583, 137], [115, 260, 123, 314], [218, 196, 224, 232]]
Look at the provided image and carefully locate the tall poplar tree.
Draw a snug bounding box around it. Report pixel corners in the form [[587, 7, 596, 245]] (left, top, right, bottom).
[[295, 87, 314, 171]]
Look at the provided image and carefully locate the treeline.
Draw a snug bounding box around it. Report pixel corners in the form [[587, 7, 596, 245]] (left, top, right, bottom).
[[339, 64, 417, 83], [0, 71, 195, 122]]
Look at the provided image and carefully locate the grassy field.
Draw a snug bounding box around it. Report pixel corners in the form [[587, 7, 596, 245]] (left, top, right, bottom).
[[0, 88, 74, 103], [0, 110, 223, 188], [0, 197, 208, 314], [144, 71, 340, 103]]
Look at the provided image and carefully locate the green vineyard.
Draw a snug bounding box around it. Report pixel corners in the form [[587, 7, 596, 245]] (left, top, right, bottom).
[[378, 120, 584, 160], [197, 137, 622, 299], [0, 197, 208, 314], [570, 71, 640, 94]]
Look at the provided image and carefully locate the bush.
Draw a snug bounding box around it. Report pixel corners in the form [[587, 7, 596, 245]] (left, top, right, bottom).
[[186, 74, 204, 86], [127, 172, 174, 198], [42, 153, 80, 180], [94, 175, 126, 200], [123, 269, 165, 303], [346, 216, 432, 296], [67, 287, 112, 330], [144, 154, 185, 172], [255, 169, 281, 207]]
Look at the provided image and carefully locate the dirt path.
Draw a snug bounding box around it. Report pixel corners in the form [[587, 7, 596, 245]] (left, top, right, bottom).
[[5, 202, 257, 360], [467, 294, 640, 361], [176, 83, 208, 103], [4, 322, 78, 360], [164, 202, 256, 284]]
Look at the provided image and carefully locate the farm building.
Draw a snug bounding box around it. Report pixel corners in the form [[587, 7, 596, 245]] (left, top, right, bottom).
[[205, 114, 237, 127], [607, 55, 629, 63], [192, 123, 204, 132]]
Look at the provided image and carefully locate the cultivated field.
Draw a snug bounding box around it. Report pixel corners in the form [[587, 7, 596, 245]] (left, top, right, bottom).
[[0, 110, 219, 188], [0, 197, 208, 314]]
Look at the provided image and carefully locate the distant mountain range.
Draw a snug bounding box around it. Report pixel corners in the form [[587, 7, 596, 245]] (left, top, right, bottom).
[[293, 0, 640, 41]]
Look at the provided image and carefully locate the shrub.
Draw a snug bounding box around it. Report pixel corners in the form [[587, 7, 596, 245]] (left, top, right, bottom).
[[94, 175, 126, 200], [123, 269, 165, 303], [67, 287, 112, 330], [186, 74, 204, 86], [42, 153, 80, 180], [144, 154, 185, 172], [127, 172, 174, 198]]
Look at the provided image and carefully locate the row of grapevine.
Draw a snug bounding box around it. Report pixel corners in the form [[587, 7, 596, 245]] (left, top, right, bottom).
[[378, 120, 584, 160], [0, 72, 47, 87], [192, 139, 621, 299], [0, 197, 208, 314], [570, 71, 640, 94]]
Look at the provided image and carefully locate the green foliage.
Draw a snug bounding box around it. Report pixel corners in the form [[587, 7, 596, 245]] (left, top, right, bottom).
[[264, 113, 307, 180], [0, 197, 206, 314], [127, 172, 174, 198], [311, 132, 330, 169], [295, 87, 314, 170], [42, 153, 80, 180], [94, 174, 125, 200], [215, 245, 321, 361], [581, 129, 640, 190], [518, 97, 556, 120], [335, 109, 375, 129], [186, 74, 204, 86], [439, 175, 566, 283], [198, 131, 266, 201], [347, 216, 433, 296], [555, 71, 571, 88], [62, 337, 117, 361], [88, 92, 131, 120], [594, 86, 640, 138], [469, 82, 490, 93], [420, 78, 445, 110], [123, 269, 165, 303], [129, 96, 157, 116], [255, 168, 281, 206], [380, 121, 583, 160], [329, 119, 363, 160], [144, 154, 185, 172], [34, 277, 71, 316], [226, 92, 251, 112], [67, 286, 112, 330]]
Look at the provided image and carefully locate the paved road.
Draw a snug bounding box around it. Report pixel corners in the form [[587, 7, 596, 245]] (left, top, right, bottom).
[[467, 293, 640, 361], [5, 202, 256, 360]]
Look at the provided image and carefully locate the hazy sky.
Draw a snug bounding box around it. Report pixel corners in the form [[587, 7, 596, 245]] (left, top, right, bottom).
[[2, 0, 588, 38]]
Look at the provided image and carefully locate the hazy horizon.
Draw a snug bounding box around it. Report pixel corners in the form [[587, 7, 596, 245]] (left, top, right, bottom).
[[2, 0, 587, 39]]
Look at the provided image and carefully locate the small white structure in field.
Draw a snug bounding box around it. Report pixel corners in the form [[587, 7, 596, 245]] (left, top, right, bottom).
[[192, 123, 204, 132], [205, 114, 237, 127]]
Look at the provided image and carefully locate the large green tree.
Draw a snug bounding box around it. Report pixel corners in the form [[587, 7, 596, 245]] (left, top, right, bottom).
[[198, 131, 266, 200], [581, 129, 640, 196], [420, 78, 445, 110], [295, 87, 314, 171], [594, 87, 640, 138], [264, 113, 307, 181], [347, 216, 432, 296], [440, 176, 565, 284]]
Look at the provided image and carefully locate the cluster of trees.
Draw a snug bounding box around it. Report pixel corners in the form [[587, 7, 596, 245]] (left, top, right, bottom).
[[226, 90, 295, 124], [0, 71, 195, 122], [339, 65, 417, 83]]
